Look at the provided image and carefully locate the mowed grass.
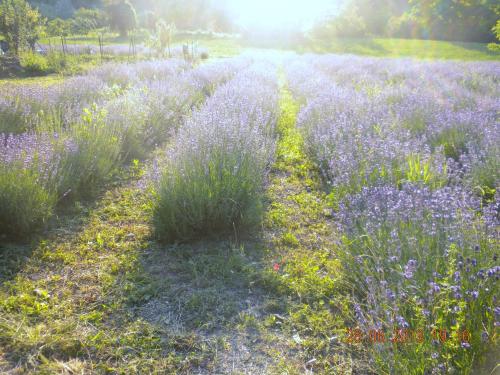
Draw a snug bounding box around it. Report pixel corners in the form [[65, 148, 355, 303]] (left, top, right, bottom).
[[0, 75, 66, 86], [306, 37, 500, 60], [0, 166, 225, 373]]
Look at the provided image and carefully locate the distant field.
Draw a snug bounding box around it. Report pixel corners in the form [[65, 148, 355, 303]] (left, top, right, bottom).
[[307, 37, 500, 60], [35, 33, 500, 62]]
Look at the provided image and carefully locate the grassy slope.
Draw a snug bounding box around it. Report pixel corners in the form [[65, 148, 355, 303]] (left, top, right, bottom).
[[303, 37, 500, 60]]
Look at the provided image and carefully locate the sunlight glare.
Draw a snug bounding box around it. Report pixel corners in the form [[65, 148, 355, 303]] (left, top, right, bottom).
[[228, 0, 339, 30]]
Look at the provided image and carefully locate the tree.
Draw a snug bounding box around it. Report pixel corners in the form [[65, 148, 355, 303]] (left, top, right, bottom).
[[488, 19, 500, 51], [26, 9, 45, 50], [106, 0, 137, 37], [139, 9, 157, 31], [47, 17, 71, 37], [71, 7, 107, 35], [407, 0, 498, 42], [0, 0, 44, 55]]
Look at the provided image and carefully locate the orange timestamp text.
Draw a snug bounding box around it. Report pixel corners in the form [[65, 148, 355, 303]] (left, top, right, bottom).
[[345, 327, 472, 345]]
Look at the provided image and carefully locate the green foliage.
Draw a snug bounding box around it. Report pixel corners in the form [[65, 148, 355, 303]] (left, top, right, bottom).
[[488, 19, 500, 51], [431, 127, 470, 161], [469, 153, 499, 202], [71, 7, 107, 35], [311, 0, 499, 44], [153, 148, 266, 243], [0, 0, 45, 55], [46, 17, 71, 37], [151, 19, 175, 57], [20, 51, 49, 74], [106, 0, 137, 37], [311, 4, 367, 39], [338, 217, 497, 373], [407, 0, 498, 42]]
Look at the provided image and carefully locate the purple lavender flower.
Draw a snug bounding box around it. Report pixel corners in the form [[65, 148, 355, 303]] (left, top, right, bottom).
[[404, 259, 418, 279], [428, 282, 441, 295]]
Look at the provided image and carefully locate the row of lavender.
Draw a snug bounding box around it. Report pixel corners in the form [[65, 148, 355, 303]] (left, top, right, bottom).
[[286, 55, 499, 373], [146, 61, 279, 242], [0, 58, 248, 237]]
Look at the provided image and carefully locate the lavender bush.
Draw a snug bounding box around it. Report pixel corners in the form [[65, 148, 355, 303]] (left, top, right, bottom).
[[286, 55, 499, 373], [0, 133, 72, 236], [150, 62, 279, 242], [0, 58, 247, 237]]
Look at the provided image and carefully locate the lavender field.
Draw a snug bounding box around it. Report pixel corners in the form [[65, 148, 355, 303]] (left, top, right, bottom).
[[0, 52, 498, 374]]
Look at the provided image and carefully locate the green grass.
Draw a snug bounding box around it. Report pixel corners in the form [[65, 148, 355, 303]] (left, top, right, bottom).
[[0, 168, 222, 373], [307, 37, 500, 60], [0, 75, 65, 86]]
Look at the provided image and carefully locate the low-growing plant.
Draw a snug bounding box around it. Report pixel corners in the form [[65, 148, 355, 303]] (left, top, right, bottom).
[[431, 127, 471, 161]]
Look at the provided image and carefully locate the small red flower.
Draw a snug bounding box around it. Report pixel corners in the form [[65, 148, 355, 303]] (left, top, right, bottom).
[[273, 263, 280, 272]]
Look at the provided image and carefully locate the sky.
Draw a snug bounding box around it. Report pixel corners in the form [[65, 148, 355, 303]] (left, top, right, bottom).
[[224, 0, 342, 31]]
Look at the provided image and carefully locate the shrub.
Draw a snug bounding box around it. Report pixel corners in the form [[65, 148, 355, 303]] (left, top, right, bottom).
[[0, 167, 55, 237], [0, 133, 62, 237], [337, 184, 498, 373], [59, 105, 122, 199], [151, 64, 279, 242], [21, 52, 50, 74]]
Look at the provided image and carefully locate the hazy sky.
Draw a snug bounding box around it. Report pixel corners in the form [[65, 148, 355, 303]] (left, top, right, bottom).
[[225, 0, 342, 30]]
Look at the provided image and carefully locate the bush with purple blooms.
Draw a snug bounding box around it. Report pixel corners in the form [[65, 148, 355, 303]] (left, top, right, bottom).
[[287, 55, 499, 373], [150, 62, 279, 242], [0, 58, 248, 238], [0, 133, 69, 237]]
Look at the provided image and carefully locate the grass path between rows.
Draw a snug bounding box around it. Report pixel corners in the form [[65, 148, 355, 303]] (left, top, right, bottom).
[[0, 71, 363, 374]]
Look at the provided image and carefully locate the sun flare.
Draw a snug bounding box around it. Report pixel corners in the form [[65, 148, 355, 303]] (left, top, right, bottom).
[[227, 0, 339, 30]]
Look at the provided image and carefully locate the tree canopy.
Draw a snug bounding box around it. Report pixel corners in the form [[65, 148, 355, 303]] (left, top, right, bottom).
[[106, 0, 136, 37], [313, 0, 499, 43], [0, 0, 44, 55]]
